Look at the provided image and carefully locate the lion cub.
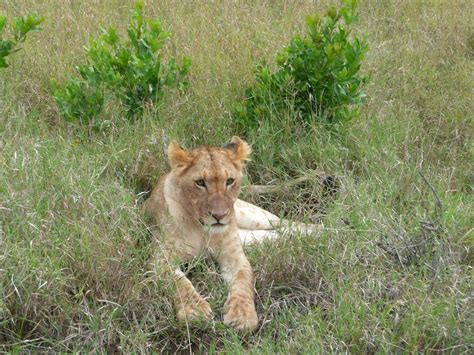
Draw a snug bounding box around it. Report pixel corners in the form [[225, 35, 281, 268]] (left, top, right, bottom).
[[143, 136, 258, 332]]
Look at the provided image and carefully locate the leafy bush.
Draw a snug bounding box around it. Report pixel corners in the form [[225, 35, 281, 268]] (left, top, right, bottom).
[[53, 1, 190, 124], [235, 0, 368, 133], [53, 78, 105, 125], [0, 13, 44, 70]]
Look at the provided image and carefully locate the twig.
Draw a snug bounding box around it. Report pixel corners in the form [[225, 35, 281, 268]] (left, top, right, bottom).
[[243, 170, 326, 194], [418, 171, 443, 222]]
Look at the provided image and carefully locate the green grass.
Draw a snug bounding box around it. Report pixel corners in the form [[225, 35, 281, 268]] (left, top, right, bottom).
[[1, 0, 473, 352]]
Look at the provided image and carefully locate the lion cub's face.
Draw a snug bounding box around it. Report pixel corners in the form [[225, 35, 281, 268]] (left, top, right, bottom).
[[166, 136, 251, 233]]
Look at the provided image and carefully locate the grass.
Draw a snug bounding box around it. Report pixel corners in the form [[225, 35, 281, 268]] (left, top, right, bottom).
[[1, 0, 473, 352]]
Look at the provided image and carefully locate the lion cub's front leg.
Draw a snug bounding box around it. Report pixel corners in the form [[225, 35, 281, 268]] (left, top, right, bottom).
[[173, 269, 213, 323], [216, 238, 258, 332], [152, 248, 213, 324]]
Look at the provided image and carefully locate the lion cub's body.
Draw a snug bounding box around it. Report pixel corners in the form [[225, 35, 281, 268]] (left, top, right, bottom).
[[143, 137, 258, 331]]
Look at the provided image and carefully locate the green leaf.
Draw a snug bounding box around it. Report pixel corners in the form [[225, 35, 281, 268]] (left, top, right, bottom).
[[0, 56, 7, 69], [103, 27, 119, 46], [327, 6, 338, 19], [0, 16, 6, 34]]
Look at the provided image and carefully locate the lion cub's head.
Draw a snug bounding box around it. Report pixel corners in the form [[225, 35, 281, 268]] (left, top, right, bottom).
[[166, 136, 251, 232]]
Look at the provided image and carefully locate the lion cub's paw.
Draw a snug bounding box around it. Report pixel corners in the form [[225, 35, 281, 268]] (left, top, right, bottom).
[[223, 295, 258, 332], [176, 295, 213, 323]]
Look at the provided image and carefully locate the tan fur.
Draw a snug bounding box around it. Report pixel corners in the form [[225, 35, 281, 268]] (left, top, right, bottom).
[[143, 136, 258, 332]]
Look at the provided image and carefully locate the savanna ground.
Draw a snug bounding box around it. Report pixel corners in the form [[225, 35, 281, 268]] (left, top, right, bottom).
[[0, 0, 473, 352]]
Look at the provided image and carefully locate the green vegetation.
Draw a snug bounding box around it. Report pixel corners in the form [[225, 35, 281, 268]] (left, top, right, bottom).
[[0, 0, 472, 352], [235, 0, 368, 134], [52, 2, 190, 125], [0, 12, 43, 69]]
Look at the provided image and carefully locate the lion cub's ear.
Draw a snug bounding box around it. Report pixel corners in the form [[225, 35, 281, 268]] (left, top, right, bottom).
[[225, 136, 251, 163], [168, 140, 191, 169]]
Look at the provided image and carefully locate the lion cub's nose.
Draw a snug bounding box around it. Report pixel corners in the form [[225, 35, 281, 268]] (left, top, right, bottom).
[[210, 210, 229, 221]]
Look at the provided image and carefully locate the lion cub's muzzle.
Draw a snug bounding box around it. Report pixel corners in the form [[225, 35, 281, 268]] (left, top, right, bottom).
[[200, 209, 230, 227], [199, 195, 233, 230], [209, 196, 231, 222], [210, 209, 229, 223]]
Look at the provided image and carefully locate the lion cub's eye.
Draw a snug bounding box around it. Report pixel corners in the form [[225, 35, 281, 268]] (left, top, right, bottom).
[[226, 178, 235, 186], [194, 179, 206, 188]]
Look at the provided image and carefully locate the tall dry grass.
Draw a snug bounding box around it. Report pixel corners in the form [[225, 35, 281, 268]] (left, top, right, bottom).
[[1, 0, 472, 352]]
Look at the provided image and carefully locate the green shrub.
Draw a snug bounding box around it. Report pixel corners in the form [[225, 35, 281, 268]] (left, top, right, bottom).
[[0, 13, 44, 70], [53, 78, 105, 124], [52, 1, 190, 125], [235, 0, 368, 133]]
